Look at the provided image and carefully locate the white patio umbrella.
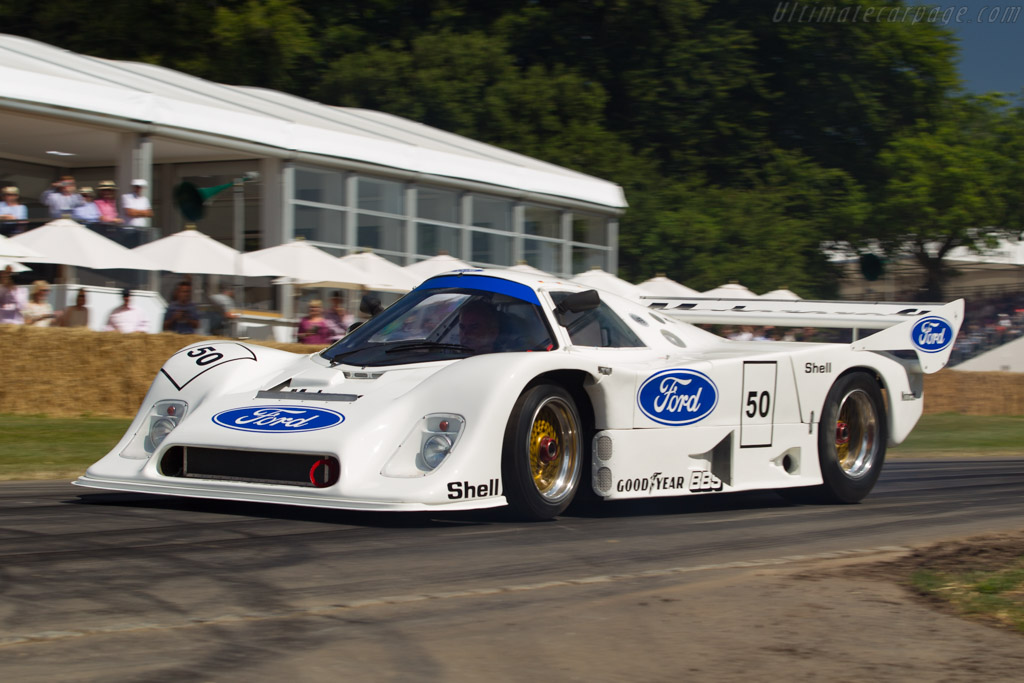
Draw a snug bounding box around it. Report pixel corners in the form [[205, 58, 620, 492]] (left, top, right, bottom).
[[337, 251, 419, 292], [131, 226, 283, 277], [945, 238, 1024, 266], [570, 267, 645, 301], [508, 262, 554, 278], [701, 282, 757, 298], [760, 288, 802, 300], [244, 239, 369, 289], [404, 253, 472, 281], [0, 233, 44, 261], [0, 257, 30, 273], [638, 275, 701, 297], [9, 218, 159, 271]]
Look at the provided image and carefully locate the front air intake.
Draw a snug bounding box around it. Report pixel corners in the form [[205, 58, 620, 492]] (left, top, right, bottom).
[[159, 447, 340, 488]]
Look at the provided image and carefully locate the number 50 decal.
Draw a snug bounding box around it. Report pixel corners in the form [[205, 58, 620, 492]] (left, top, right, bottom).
[[162, 343, 257, 390], [745, 390, 771, 418], [741, 361, 777, 448], [187, 346, 224, 366]]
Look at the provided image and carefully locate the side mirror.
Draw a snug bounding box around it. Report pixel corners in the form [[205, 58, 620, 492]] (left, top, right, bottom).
[[555, 289, 600, 325], [556, 289, 600, 314]]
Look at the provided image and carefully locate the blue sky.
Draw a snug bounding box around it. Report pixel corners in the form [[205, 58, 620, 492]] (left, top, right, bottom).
[[946, 2, 1024, 94]]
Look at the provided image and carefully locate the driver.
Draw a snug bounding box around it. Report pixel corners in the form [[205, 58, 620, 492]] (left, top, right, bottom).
[[458, 300, 501, 353]]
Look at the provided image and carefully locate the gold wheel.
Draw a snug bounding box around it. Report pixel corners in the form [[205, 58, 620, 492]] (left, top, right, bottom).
[[833, 388, 879, 479], [527, 396, 580, 502]]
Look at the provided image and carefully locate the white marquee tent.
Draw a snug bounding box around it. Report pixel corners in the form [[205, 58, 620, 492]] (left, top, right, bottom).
[[0, 33, 626, 210]]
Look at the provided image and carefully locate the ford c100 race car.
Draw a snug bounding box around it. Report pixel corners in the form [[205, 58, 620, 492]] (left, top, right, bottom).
[[75, 270, 965, 520]]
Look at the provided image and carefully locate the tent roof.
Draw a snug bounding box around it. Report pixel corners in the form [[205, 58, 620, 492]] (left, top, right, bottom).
[[0, 34, 626, 210]]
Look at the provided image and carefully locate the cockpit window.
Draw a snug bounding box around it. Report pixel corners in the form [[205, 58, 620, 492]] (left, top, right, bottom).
[[550, 292, 646, 348], [322, 282, 555, 367]]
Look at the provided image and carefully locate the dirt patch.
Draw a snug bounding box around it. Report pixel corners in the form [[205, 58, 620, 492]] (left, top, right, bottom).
[[863, 528, 1024, 633]]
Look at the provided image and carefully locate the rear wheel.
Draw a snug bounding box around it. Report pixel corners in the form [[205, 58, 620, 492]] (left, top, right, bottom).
[[501, 384, 583, 521], [814, 372, 887, 503], [779, 372, 887, 504]]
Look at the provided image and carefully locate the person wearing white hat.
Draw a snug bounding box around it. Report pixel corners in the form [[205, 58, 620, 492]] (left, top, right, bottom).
[[0, 185, 28, 235], [121, 178, 153, 248]]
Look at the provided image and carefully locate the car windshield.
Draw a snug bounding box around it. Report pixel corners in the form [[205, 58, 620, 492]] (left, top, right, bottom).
[[322, 282, 556, 367]]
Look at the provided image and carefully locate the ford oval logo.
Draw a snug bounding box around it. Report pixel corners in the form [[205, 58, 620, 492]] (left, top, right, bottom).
[[638, 369, 718, 426], [212, 405, 344, 433], [912, 317, 954, 353]]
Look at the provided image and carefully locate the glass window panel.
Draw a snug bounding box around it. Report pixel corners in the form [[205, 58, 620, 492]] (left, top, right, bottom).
[[524, 205, 560, 238], [294, 205, 345, 245], [417, 222, 462, 258], [471, 231, 513, 266], [522, 238, 561, 274], [358, 177, 404, 214], [572, 246, 609, 274], [572, 213, 609, 246], [549, 293, 645, 348], [472, 196, 512, 231], [357, 213, 404, 252], [417, 186, 459, 223], [295, 166, 345, 206]]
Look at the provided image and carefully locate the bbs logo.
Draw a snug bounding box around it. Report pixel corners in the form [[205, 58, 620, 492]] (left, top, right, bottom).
[[689, 471, 723, 493]]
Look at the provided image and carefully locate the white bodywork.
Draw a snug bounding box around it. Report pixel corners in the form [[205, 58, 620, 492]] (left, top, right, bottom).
[[75, 270, 964, 514]]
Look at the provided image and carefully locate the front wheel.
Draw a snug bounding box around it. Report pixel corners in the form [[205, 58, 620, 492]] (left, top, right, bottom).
[[501, 384, 583, 521]]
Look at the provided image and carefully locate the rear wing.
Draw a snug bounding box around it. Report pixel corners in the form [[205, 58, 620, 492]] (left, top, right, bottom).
[[644, 296, 965, 374]]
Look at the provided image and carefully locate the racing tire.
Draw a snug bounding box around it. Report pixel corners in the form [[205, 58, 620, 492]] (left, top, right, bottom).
[[798, 372, 888, 504], [501, 384, 583, 521]]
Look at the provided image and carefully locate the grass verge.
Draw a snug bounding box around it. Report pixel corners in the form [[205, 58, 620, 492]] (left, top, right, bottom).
[[888, 413, 1024, 457], [910, 560, 1024, 634], [0, 414, 132, 481]]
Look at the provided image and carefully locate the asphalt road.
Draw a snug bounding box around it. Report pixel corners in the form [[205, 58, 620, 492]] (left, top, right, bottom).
[[2, 458, 1023, 682]]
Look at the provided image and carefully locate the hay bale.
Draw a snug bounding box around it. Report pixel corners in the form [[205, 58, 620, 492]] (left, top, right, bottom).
[[0, 326, 321, 418], [924, 370, 1024, 416]]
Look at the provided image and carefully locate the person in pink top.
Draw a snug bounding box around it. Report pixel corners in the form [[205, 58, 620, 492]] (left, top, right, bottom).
[[105, 288, 149, 333], [94, 180, 124, 227], [297, 299, 333, 344]]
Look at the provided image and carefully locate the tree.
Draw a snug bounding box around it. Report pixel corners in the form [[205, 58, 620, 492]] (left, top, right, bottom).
[[618, 151, 859, 296], [207, 0, 320, 92], [871, 96, 1019, 299]]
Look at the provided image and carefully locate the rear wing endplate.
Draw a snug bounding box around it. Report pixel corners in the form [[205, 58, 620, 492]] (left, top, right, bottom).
[[644, 296, 965, 374]]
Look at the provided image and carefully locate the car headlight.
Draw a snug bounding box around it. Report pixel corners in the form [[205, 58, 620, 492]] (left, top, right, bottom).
[[382, 414, 465, 477], [143, 400, 188, 454], [421, 434, 454, 470]]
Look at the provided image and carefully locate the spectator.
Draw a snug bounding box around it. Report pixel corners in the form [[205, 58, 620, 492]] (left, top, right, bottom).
[[0, 265, 23, 324], [0, 186, 28, 235], [105, 288, 148, 333], [730, 326, 755, 341], [163, 281, 199, 334], [40, 175, 84, 219], [23, 280, 57, 327], [121, 179, 153, 246], [208, 284, 238, 336], [297, 299, 332, 344], [324, 293, 355, 340], [60, 288, 90, 328], [71, 187, 101, 227], [94, 181, 124, 230]]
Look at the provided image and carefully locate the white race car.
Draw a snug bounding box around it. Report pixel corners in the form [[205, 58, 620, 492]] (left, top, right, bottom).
[[75, 270, 964, 520]]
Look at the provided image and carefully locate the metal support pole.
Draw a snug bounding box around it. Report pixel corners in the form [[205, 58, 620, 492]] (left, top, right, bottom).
[[233, 176, 245, 314]]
